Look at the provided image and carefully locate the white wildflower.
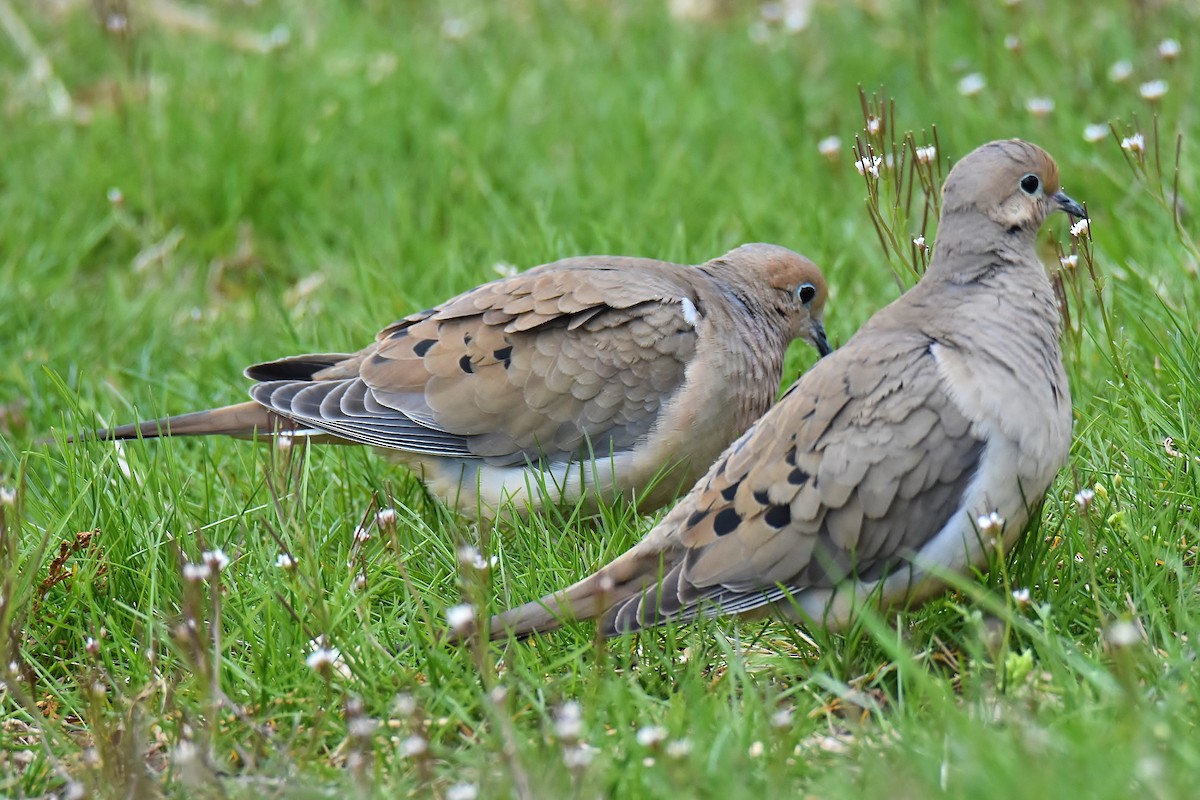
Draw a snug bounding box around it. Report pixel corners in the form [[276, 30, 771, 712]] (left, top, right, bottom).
[[865, 115, 882, 135], [399, 734, 428, 757], [854, 155, 882, 178], [202, 548, 229, 572], [636, 725, 668, 748], [1105, 619, 1140, 647], [976, 511, 1004, 535], [1025, 97, 1054, 116], [1157, 39, 1180, 61], [393, 693, 417, 716], [666, 738, 693, 758], [748, 740, 765, 758], [1070, 218, 1090, 238], [914, 145, 937, 164], [182, 562, 211, 582], [1108, 60, 1133, 82], [353, 524, 371, 543], [771, 707, 794, 728], [275, 553, 298, 570], [1059, 254, 1078, 269], [555, 701, 584, 741], [817, 135, 841, 160], [1139, 80, 1167, 100], [1011, 587, 1031, 606], [106, 187, 124, 206], [563, 743, 597, 770], [1083, 124, 1109, 143], [0, 487, 14, 507], [957, 73, 985, 96], [446, 603, 475, 634], [1120, 133, 1146, 154], [375, 507, 398, 529], [446, 784, 478, 800], [1004, 35, 1021, 52], [1074, 488, 1095, 510], [913, 235, 927, 251], [457, 545, 498, 572], [306, 639, 350, 679], [441, 16, 470, 40]]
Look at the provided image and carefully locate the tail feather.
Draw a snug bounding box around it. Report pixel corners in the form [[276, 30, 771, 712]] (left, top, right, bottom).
[[68, 401, 280, 443], [485, 548, 666, 640]]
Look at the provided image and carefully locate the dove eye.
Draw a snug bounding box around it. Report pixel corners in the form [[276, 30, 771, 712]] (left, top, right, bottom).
[[1019, 173, 1042, 196], [796, 283, 817, 305]]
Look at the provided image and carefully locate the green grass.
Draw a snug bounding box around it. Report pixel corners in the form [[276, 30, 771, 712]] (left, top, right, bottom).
[[2, 0, 1199, 796]]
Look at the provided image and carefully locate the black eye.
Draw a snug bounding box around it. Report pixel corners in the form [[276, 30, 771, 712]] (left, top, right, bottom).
[[796, 283, 817, 304], [1020, 173, 1041, 195]]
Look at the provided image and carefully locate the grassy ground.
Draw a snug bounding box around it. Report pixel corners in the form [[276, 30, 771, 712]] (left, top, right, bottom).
[[2, 0, 1199, 796]]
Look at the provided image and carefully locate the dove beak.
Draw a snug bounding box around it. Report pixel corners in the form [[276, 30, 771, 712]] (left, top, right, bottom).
[[1052, 190, 1087, 220], [811, 320, 832, 357]]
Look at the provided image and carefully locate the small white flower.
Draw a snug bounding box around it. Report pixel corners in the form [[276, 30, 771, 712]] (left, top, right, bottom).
[[748, 740, 765, 758], [275, 553, 298, 570], [1070, 218, 1090, 238], [447, 784, 478, 800], [1025, 97, 1055, 116], [441, 16, 470, 40], [854, 155, 883, 178], [913, 235, 927, 251], [182, 562, 211, 582], [1004, 34, 1021, 52], [353, 574, 368, 591], [202, 548, 229, 572], [306, 646, 340, 672], [771, 707, 794, 728], [817, 135, 841, 160], [957, 73, 985, 96], [1108, 60, 1133, 82], [914, 145, 937, 164], [1011, 587, 1031, 606], [636, 725, 668, 748], [1083, 124, 1109, 143], [275, 432, 294, 451], [457, 545, 499, 572], [446, 603, 475, 634], [1074, 488, 1095, 510], [1121, 133, 1146, 154], [106, 187, 124, 205], [1139, 80, 1168, 100], [1105, 619, 1140, 647], [375, 507, 398, 529], [353, 524, 371, 544], [555, 701, 583, 740], [666, 738, 692, 758], [865, 115, 882, 135], [85, 637, 99, 655], [399, 734, 428, 757], [105, 13, 128, 33], [976, 511, 1004, 535], [1059, 254, 1078, 270], [348, 717, 377, 739], [0, 487, 14, 507], [563, 743, 597, 770], [1157, 39, 1180, 61], [393, 693, 417, 716]]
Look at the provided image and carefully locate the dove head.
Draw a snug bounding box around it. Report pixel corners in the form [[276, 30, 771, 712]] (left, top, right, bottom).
[[711, 243, 831, 357], [940, 140, 1086, 237]]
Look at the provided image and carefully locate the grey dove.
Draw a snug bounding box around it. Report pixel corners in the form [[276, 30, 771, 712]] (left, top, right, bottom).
[[72, 243, 831, 518], [485, 139, 1084, 638]]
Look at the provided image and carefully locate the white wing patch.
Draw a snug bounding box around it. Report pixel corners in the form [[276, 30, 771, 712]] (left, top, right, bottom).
[[680, 297, 700, 327]]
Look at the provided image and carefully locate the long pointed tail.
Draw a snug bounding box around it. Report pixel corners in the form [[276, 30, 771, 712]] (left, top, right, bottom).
[[484, 547, 665, 641], [66, 401, 279, 443]]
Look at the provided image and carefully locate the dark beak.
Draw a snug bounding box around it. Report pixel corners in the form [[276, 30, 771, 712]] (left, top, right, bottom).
[[811, 320, 832, 357], [1053, 190, 1087, 219]]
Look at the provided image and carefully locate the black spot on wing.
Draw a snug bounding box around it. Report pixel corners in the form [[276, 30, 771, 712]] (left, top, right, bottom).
[[687, 509, 710, 528], [712, 508, 741, 537], [459, 355, 473, 374], [413, 339, 435, 357], [764, 504, 791, 529], [493, 345, 513, 364], [720, 483, 739, 502], [787, 467, 809, 486]]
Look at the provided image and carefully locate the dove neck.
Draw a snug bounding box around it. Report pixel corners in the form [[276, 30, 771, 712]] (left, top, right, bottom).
[[925, 214, 1042, 287]]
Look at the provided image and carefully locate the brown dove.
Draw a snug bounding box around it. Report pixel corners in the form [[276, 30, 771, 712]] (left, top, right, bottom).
[[74, 243, 831, 517], [485, 139, 1084, 638]]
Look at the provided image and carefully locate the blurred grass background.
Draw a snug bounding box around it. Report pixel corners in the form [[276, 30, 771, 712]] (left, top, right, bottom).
[[1, 0, 1198, 797]]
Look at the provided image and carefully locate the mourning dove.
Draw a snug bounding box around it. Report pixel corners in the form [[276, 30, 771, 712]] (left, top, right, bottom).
[[486, 139, 1084, 638], [73, 243, 831, 517]]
